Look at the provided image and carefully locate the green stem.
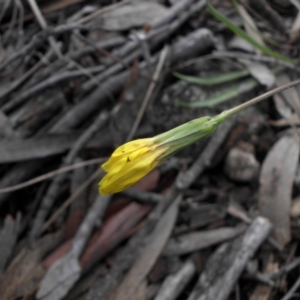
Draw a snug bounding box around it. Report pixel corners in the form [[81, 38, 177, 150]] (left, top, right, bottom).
[[224, 78, 300, 118]]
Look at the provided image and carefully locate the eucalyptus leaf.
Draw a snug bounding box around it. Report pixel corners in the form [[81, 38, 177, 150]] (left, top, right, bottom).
[[173, 70, 250, 86]]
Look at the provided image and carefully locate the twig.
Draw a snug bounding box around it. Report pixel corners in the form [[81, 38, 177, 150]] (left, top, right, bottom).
[[133, 31, 152, 74], [71, 195, 110, 257], [0, 0, 84, 28], [50, 28, 214, 133], [37, 195, 110, 300], [82, 0, 206, 94], [0, 23, 89, 72], [0, 157, 106, 194], [27, 0, 63, 59], [1, 36, 124, 106], [248, 0, 286, 34], [268, 257, 300, 281], [30, 111, 109, 241], [68, 36, 126, 61], [121, 189, 163, 204], [281, 275, 300, 300], [0, 47, 54, 101], [79, 48, 148, 95], [188, 217, 272, 300], [154, 260, 196, 300], [1, 49, 146, 113], [2, 2, 208, 112], [42, 164, 103, 233], [126, 46, 169, 141]]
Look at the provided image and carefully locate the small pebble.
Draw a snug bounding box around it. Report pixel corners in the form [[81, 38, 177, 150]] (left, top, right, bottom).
[[224, 147, 260, 182]]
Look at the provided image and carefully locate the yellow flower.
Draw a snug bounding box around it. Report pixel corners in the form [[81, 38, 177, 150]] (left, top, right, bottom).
[[99, 138, 170, 195], [99, 113, 228, 195]]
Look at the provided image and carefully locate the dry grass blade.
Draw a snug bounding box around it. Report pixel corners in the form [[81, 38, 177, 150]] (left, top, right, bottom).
[[0, 158, 106, 194], [42, 167, 103, 233], [126, 46, 169, 141]]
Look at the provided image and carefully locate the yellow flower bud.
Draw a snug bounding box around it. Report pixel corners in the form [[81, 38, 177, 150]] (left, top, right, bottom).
[[99, 114, 228, 195], [99, 138, 170, 195]]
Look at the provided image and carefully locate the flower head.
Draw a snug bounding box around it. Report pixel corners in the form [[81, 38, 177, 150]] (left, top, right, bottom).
[[99, 113, 228, 195], [99, 138, 170, 195]]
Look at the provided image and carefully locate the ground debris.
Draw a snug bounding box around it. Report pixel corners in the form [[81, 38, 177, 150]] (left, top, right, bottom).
[[0, 1, 300, 299]]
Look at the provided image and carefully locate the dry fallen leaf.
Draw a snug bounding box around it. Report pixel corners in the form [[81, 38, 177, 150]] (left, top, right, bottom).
[[97, 2, 168, 30], [259, 135, 299, 247], [0, 231, 63, 300], [112, 195, 181, 300]]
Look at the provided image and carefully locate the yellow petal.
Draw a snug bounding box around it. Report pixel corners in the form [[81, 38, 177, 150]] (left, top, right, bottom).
[[99, 146, 167, 195], [112, 138, 153, 157]]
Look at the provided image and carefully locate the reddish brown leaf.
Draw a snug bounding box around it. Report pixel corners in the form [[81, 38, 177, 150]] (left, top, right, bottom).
[[80, 203, 151, 271]]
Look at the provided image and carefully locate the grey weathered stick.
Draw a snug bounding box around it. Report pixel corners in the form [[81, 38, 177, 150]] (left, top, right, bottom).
[[187, 217, 272, 300], [27, 0, 63, 59], [280, 276, 300, 300], [37, 195, 110, 300], [91, 0, 204, 70], [163, 225, 246, 256], [154, 260, 196, 300], [0, 36, 125, 105], [73, 0, 206, 94], [0, 23, 88, 72]]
